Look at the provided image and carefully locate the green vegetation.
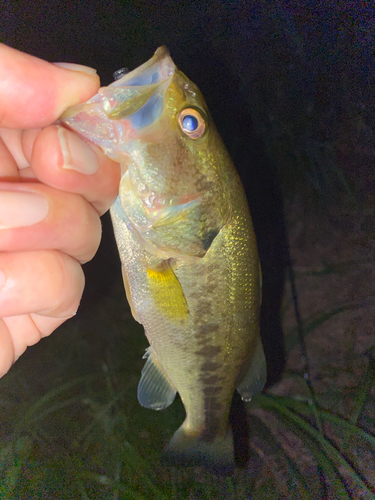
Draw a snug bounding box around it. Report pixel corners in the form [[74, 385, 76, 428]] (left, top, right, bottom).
[[0, 272, 373, 499]]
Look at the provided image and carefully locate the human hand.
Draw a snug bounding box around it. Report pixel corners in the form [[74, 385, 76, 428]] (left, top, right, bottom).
[[0, 44, 121, 377]]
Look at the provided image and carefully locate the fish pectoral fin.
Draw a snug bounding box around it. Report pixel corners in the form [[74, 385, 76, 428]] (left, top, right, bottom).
[[150, 196, 222, 258], [147, 260, 189, 322], [137, 347, 177, 410], [237, 336, 267, 402], [151, 196, 201, 229]]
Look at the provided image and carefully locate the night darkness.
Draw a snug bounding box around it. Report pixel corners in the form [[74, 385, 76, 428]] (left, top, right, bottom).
[[2, 1, 375, 497]]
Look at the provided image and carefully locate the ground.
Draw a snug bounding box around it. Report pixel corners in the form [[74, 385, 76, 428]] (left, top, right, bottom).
[[249, 191, 375, 498]]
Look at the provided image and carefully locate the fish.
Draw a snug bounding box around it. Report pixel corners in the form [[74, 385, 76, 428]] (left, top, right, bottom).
[[61, 46, 266, 473]]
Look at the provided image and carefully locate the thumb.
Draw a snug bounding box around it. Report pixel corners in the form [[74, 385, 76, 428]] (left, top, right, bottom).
[[0, 44, 100, 129]]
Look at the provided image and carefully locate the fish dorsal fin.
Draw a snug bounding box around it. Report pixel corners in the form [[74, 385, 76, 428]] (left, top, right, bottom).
[[137, 347, 177, 410], [237, 336, 267, 402]]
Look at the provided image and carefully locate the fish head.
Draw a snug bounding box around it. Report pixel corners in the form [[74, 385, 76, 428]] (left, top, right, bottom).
[[61, 47, 232, 260]]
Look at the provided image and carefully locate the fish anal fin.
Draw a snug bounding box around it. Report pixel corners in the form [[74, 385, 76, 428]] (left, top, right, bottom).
[[137, 347, 177, 410], [237, 336, 267, 402]]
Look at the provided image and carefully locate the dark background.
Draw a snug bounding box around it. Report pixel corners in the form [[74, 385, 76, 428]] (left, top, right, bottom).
[[1, 2, 375, 496], [2, 0, 374, 387]]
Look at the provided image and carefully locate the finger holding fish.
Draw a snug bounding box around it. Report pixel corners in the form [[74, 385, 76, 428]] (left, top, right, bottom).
[[0, 182, 101, 263], [0, 125, 121, 215], [30, 125, 121, 215], [0, 44, 122, 378], [0, 249, 84, 320], [0, 43, 100, 129]]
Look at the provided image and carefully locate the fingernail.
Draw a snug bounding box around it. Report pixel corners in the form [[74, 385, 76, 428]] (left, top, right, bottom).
[[53, 62, 97, 75], [58, 127, 99, 175], [0, 191, 49, 229]]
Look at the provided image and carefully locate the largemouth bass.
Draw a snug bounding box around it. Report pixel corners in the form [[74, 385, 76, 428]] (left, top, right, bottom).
[[61, 47, 266, 472]]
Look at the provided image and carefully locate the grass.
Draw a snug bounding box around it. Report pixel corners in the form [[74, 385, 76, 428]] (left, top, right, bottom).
[[0, 269, 374, 500], [1, 372, 374, 498]]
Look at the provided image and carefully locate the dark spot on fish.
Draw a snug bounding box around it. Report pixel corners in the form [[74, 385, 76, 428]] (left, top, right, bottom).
[[200, 375, 221, 385], [188, 291, 203, 300], [201, 360, 221, 372], [200, 410, 222, 441], [201, 409, 225, 441], [196, 345, 221, 357], [210, 406, 223, 416], [195, 178, 213, 192], [193, 323, 219, 344], [194, 328, 204, 339], [200, 430, 217, 443], [200, 425, 220, 442], [196, 300, 212, 317], [195, 337, 209, 346], [203, 386, 223, 396], [202, 229, 219, 250], [206, 284, 217, 295], [199, 324, 220, 335]]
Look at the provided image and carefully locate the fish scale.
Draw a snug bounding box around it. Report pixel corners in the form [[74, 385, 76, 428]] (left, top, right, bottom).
[[61, 46, 266, 473]]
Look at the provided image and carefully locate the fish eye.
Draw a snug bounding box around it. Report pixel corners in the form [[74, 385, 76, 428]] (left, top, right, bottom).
[[178, 108, 206, 139]]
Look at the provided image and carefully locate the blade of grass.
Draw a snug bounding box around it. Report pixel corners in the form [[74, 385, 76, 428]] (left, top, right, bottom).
[[78, 393, 123, 441], [299, 373, 324, 435], [253, 402, 351, 499], [116, 442, 171, 500], [285, 306, 353, 352], [79, 471, 148, 500], [299, 259, 371, 277], [0, 436, 33, 496], [18, 374, 102, 427], [250, 414, 314, 499], [255, 395, 375, 498], [265, 395, 375, 449], [29, 396, 84, 425], [77, 479, 90, 500], [350, 348, 375, 425], [285, 258, 325, 442]]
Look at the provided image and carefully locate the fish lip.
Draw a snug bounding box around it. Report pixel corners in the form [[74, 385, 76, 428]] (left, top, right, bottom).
[[60, 46, 175, 121], [59, 47, 176, 162], [109, 46, 175, 88]]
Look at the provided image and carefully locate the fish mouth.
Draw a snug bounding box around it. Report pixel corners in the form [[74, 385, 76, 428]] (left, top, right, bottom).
[[100, 46, 176, 125], [111, 46, 174, 89], [60, 47, 176, 162]]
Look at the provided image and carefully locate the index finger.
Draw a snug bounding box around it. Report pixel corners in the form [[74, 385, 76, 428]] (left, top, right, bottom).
[[0, 44, 100, 129]]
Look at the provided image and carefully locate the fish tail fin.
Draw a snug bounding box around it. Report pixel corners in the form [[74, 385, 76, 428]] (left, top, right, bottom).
[[162, 422, 234, 475]]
